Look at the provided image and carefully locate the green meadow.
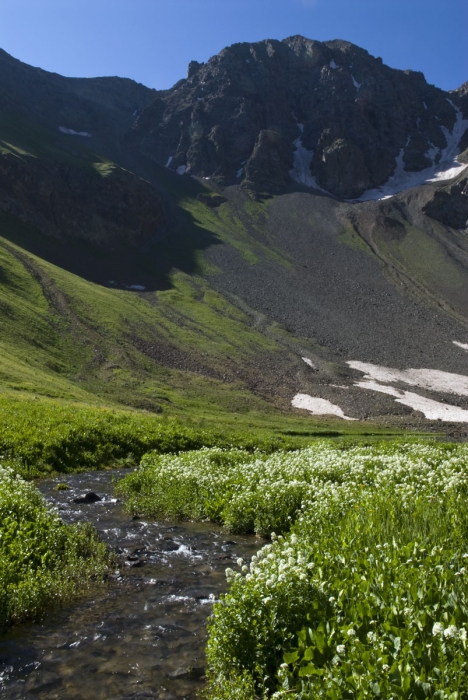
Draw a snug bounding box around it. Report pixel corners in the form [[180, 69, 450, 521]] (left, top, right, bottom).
[[118, 442, 468, 699]]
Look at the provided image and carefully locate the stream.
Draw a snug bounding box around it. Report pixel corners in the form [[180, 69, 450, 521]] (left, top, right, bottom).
[[0, 469, 261, 700]]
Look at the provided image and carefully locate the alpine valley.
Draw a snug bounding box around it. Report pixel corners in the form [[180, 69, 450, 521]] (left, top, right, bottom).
[[1, 35, 468, 433]]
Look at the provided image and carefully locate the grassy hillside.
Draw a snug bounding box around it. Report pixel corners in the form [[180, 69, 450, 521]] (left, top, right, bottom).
[[1, 100, 466, 442]]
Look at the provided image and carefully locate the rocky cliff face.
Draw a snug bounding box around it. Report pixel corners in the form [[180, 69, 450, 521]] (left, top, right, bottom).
[[423, 175, 468, 231], [129, 36, 468, 199], [0, 152, 166, 250]]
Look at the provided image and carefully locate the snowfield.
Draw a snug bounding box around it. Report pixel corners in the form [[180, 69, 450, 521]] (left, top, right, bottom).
[[348, 361, 468, 422], [289, 132, 332, 194], [356, 380, 468, 422], [291, 394, 356, 420], [301, 357, 316, 369], [347, 361, 468, 397], [59, 126, 91, 137]]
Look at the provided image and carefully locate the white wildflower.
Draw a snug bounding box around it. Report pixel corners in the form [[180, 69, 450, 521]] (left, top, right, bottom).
[[444, 625, 458, 639]]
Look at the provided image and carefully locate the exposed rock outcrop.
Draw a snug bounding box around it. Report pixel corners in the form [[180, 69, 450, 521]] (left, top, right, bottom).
[[0, 151, 166, 249], [130, 36, 467, 198], [423, 176, 468, 231]]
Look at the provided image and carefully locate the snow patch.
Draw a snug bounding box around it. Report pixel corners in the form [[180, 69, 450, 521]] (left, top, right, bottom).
[[297, 123, 304, 133], [351, 76, 361, 90], [126, 285, 146, 291], [197, 97, 204, 102], [348, 361, 468, 397], [423, 102, 428, 110], [236, 168, 244, 178], [292, 393, 356, 420], [356, 380, 468, 423], [454, 341, 468, 351], [289, 135, 332, 194], [302, 357, 315, 369], [165, 156, 173, 168], [59, 126, 91, 137], [329, 59, 338, 70], [176, 165, 186, 175], [354, 101, 468, 201]]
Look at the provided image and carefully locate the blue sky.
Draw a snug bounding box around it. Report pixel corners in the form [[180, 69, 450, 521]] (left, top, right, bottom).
[[0, 0, 466, 92]]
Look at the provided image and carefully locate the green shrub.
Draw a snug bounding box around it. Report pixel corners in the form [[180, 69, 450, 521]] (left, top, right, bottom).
[[0, 465, 110, 632], [0, 396, 295, 478], [126, 441, 468, 699]]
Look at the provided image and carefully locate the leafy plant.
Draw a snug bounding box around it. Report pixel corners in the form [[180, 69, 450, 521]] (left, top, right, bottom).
[[0, 465, 110, 633], [160, 441, 468, 699]]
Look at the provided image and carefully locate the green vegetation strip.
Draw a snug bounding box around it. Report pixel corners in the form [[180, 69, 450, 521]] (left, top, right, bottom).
[[0, 395, 306, 479], [117, 442, 468, 698], [0, 465, 109, 633]]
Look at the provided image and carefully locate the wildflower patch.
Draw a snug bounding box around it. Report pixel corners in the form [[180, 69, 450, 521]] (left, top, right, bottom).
[[118, 441, 468, 697]]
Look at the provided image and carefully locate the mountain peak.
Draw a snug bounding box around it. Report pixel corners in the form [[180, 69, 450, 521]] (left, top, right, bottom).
[[131, 36, 466, 199]]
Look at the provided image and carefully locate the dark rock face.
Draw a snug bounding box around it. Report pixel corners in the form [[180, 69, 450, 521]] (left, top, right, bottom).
[[130, 36, 466, 199], [0, 151, 166, 250], [423, 176, 468, 231]]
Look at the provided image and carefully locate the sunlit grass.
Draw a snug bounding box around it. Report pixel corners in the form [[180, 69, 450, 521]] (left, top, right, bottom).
[[0, 466, 110, 633]]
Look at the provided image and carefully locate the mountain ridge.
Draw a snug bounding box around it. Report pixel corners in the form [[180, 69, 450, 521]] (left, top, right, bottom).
[[0, 39, 467, 430], [129, 35, 467, 199]]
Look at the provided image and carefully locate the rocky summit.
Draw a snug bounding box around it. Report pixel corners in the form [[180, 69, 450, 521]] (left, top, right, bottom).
[[130, 36, 468, 199], [0, 37, 467, 430]]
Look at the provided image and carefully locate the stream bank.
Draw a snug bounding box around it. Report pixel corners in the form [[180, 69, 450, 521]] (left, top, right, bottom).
[[0, 469, 260, 700]]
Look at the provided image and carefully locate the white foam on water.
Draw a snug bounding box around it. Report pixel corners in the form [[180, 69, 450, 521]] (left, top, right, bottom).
[[171, 544, 202, 559], [348, 361, 468, 397], [351, 76, 361, 90], [454, 341, 468, 351], [354, 101, 468, 201], [165, 156, 173, 167], [301, 357, 315, 369], [176, 165, 186, 175], [126, 285, 146, 291], [356, 380, 468, 422], [59, 126, 91, 137], [292, 393, 357, 420]]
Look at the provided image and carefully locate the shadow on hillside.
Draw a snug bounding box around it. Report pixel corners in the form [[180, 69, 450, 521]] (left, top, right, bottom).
[[0, 172, 221, 293]]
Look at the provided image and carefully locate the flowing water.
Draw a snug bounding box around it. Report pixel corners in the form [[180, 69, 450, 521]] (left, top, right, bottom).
[[0, 469, 261, 700]]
